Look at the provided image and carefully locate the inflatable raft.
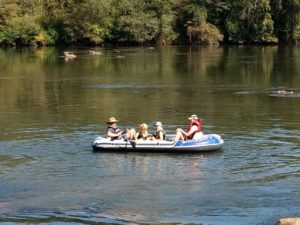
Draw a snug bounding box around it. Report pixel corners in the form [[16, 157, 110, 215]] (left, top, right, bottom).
[[92, 134, 224, 153]]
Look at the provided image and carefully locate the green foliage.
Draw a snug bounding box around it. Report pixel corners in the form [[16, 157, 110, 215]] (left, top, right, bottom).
[[144, 0, 178, 45], [158, 13, 178, 45], [244, 0, 277, 43], [271, 0, 300, 43], [205, 0, 229, 36], [252, 9, 277, 43], [0, 0, 19, 30], [176, 1, 223, 44], [85, 24, 104, 45], [114, 11, 159, 44], [9, 15, 41, 45], [1, 0, 300, 45], [226, 0, 277, 44], [0, 27, 19, 45], [34, 29, 57, 46], [109, 0, 161, 44], [225, 16, 245, 43], [293, 14, 300, 42]]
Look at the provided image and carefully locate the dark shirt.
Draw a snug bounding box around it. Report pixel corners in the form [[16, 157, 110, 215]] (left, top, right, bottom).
[[153, 129, 166, 140], [106, 125, 122, 140]]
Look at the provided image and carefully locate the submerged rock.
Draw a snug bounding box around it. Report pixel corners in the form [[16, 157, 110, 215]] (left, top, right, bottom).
[[63, 51, 76, 59], [88, 50, 102, 55], [268, 87, 300, 98]]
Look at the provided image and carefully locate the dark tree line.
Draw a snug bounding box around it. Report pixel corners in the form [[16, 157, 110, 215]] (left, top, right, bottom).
[[1, 0, 300, 46]]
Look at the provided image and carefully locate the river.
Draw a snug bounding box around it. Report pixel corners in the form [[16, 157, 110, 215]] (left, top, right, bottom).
[[0, 46, 300, 225]]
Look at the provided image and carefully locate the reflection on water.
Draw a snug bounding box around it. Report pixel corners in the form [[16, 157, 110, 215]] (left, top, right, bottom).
[[1, 46, 300, 225], [0, 155, 35, 168]]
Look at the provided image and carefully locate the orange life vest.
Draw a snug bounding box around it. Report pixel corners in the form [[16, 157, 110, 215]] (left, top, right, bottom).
[[187, 120, 202, 139]]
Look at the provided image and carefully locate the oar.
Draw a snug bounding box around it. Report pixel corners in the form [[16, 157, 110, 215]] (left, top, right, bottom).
[[123, 136, 136, 149], [130, 140, 136, 148]]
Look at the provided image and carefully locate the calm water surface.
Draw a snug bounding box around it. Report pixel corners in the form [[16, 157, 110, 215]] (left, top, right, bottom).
[[1, 46, 300, 225]]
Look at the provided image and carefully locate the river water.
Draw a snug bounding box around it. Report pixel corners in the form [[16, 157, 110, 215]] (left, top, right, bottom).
[[0, 46, 300, 225]]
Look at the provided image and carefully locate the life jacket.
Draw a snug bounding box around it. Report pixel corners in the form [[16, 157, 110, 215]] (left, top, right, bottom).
[[187, 119, 202, 139], [106, 125, 121, 140], [153, 128, 166, 140], [137, 131, 148, 140]]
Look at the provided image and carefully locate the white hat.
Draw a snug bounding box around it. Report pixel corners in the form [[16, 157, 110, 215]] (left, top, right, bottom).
[[154, 121, 162, 127], [188, 114, 198, 120]]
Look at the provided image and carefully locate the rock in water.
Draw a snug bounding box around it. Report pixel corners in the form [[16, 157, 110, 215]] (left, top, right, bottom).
[[276, 218, 300, 225]]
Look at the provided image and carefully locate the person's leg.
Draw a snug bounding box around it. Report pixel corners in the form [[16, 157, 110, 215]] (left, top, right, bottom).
[[128, 129, 136, 140], [175, 129, 185, 141]]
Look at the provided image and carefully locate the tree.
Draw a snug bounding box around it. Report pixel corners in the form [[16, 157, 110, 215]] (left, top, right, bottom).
[[0, 0, 19, 45], [0, 0, 19, 29], [243, 0, 277, 43], [271, 0, 300, 43], [225, 0, 276, 43], [144, 0, 178, 45], [109, 0, 159, 44], [205, 0, 229, 37], [0, 0, 54, 46], [176, 0, 223, 45]]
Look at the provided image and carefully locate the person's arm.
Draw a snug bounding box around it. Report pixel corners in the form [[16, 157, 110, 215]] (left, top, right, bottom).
[[134, 132, 140, 140], [185, 125, 198, 137], [107, 130, 123, 138], [159, 130, 164, 140]]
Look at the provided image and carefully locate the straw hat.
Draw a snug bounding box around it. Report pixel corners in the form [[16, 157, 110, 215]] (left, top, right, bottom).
[[188, 114, 198, 120], [106, 117, 118, 124]]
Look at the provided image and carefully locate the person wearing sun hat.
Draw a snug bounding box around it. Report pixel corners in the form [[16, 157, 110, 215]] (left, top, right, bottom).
[[105, 117, 123, 140], [175, 114, 203, 141], [105, 117, 135, 140], [152, 121, 166, 141]]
